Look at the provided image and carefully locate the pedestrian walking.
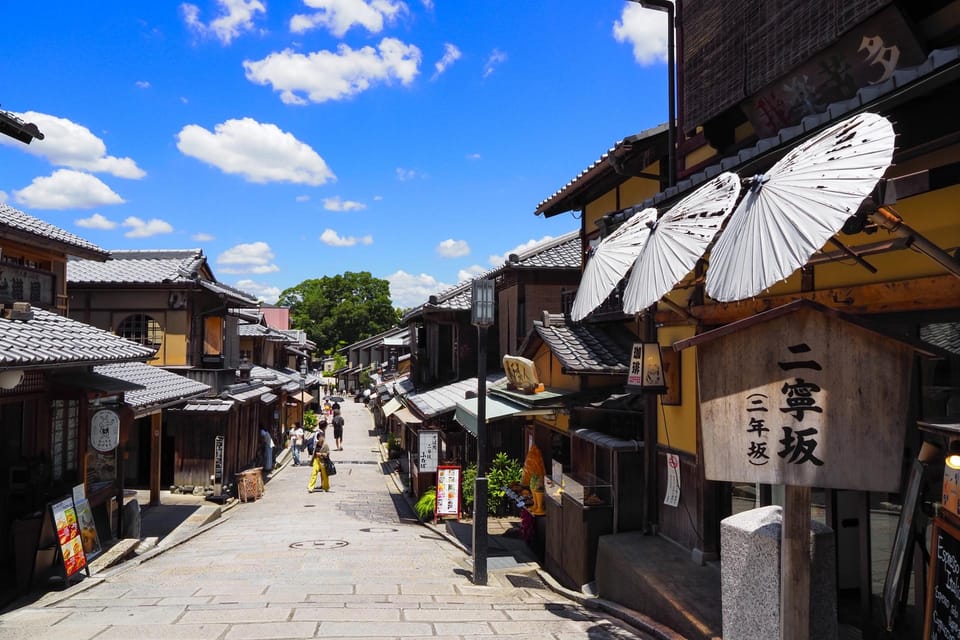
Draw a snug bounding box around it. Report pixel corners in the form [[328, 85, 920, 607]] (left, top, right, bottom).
[[259, 426, 274, 473], [307, 433, 330, 492], [291, 422, 305, 466], [332, 410, 345, 451]]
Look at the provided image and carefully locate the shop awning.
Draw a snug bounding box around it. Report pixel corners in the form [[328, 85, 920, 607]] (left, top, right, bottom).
[[382, 397, 403, 417], [454, 396, 555, 437], [572, 428, 641, 451], [392, 407, 422, 424]]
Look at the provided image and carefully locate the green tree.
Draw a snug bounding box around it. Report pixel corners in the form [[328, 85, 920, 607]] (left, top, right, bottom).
[[278, 272, 397, 351]]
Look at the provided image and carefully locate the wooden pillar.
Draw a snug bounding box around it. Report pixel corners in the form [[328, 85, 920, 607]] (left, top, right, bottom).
[[149, 412, 162, 507], [781, 484, 811, 640]]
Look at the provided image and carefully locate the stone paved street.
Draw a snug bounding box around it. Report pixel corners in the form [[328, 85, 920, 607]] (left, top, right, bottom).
[[0, 399, 654, 639]]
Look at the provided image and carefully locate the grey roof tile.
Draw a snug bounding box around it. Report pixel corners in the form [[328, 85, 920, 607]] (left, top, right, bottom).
[[0, 203, 108, 259], [93, 362, 211, 410], [405, 374, 506, 419], [68, 249, 203, 284], [0, 306, 155, 367], [528, 315, 634, 375]]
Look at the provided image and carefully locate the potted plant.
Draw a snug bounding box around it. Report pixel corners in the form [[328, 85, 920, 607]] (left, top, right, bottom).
[[414, 487, 436, 522]]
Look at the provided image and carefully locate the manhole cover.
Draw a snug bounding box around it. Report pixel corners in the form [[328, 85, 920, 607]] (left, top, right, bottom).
[[289, 539, 349, 550], [359, 527, 397, 533]]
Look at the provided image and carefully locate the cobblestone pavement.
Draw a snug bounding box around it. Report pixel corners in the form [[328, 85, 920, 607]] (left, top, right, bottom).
[[0, 400, 654, 640]]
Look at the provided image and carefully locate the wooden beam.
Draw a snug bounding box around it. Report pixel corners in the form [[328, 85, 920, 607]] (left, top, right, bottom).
[[656, 274, 960, 326], [781, 485, 811, 640], [150, 413, 162, 507]]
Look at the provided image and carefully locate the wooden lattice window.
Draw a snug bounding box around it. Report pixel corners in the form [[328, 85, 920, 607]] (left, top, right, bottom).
[[50, 399, 79, 481], [117, 314, 163, 349]]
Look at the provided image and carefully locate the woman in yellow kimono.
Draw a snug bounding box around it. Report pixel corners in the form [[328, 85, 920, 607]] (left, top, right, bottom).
[[307, 433, 330, 493]]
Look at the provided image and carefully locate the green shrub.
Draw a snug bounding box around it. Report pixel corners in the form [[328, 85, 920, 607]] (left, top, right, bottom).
[[414, 487, 436, 521], [303, 410, 319, 430], [462, 463, 477, 512], [461, 454, 522, 516]]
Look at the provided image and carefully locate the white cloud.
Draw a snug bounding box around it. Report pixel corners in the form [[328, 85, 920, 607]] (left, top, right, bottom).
[[216, 241, 280, 274], [192, 232, 215, 242], [0, 112, 145, 179], [320, 228, 373, 246], [613, 2, 670, 65], [14, 169, 125, 210], [395, 167, 421, 181], [244, 38, 421, 105], [135, 80, 151, 89], [234, 279, 281, 304], [488, 235, 556, 266], [181, 0, 266, 45], [436, 239, 469, 258], [290, 0, 407, 37], [76, 213, 117, 230], [122, 216, 174, 238], [177, 117, 335, 185], [0, 191, 7, 203], [432, 43, 461, 79], [421, 0, 433, 11], [457, 264, 488, 282], [323, 196, 366, 211], [466, 152, 481, 160], [386, 269, 449, 308], [483, 48, 507, 78], [373, 195, 383, 201], [295, 195, 311, 203]]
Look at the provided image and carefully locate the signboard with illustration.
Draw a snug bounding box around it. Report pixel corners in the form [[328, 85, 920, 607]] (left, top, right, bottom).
[[435, 465, 461, 520], [50, 496, 87, 578]]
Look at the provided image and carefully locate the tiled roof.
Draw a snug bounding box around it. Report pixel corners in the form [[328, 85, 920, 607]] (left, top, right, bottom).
[[223, 382, 272, 403], [921, 323, 960, 356], [178, 398, 234, 413], [505, 230, 581, 270], [68, 249, 259, 306], [525, 313, 634, 375], [0, 305, 155, 368], [401, 231, 580, 324], [405, 373, 506, 419], [0, 203, 109, 259], [68, 249, 204, 284], [94, 362, 211, 412]]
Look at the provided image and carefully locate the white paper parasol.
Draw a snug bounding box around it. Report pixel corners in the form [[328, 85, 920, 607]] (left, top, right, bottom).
[[570, 207, 658, 321], [622, 172, 741, 314], [705, 112, 895, 303]]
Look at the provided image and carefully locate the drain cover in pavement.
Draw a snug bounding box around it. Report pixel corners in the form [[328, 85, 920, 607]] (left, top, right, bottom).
[[359, 527, 397, 533], [289, 539, 349, 550], [505, 573, 545, 589]]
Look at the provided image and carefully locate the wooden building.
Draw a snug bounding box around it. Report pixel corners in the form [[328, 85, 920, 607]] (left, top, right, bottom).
[[532, 2, 960, 636]]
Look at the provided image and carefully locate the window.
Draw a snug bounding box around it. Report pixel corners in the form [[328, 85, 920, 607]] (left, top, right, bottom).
[[117, 314, 163, 349], [50, 399, 79, 482]]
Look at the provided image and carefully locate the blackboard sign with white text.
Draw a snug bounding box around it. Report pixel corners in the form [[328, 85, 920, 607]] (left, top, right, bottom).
[[925, 517, 960, 639]]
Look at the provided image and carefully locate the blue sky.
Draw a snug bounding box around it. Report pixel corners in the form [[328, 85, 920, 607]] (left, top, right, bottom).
[[0, 1, 670, 308]]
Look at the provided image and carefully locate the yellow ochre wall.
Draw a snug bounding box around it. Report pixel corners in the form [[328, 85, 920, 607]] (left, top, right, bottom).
[[658, 325, 698, 455]]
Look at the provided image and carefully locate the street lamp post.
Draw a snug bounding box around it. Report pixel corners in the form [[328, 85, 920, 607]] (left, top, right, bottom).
[[627, 0, 676, 188], [470, 278, 496, 586]]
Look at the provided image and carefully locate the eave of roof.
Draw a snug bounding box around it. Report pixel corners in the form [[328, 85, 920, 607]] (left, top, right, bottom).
[[93, 362, 211, 413], [535, 124, 669, 218], [0, 203, 109, 260], [604, 46, 960, 228], [0, 306, 156, 369]]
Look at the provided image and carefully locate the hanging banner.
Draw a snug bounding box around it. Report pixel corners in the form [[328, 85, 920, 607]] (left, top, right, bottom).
[[51, 496, 86, 578], [436, 465, 461, 520], [664, 453, 681, 507], [419, 431, 439, 472]]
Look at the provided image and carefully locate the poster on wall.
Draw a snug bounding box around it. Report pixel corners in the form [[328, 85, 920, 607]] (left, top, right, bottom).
[[664, 453, 681, 507], [50, 496, 87, 578], [435, 465, 461, 520]]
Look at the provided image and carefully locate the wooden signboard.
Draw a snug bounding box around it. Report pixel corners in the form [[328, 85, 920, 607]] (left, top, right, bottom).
[[683, 302, 915, 492], [435, 465, 461, 522], [924, 517, 960, 639]]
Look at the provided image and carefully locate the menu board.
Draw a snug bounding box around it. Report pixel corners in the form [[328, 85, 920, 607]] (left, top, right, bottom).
[[925, 517, 960, 639], [50, 496, 87, 578], [436, 465, 461, 519]]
